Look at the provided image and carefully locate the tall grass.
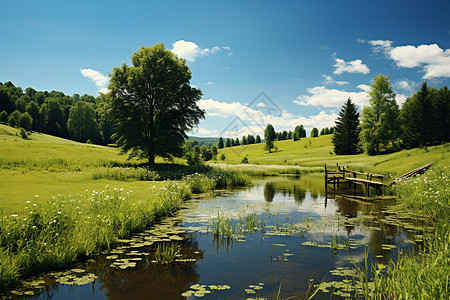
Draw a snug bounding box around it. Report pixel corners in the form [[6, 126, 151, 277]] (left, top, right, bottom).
[[0, 167, 252, 291], [351, 165, 450, 299], [0, 183, 191, 291]]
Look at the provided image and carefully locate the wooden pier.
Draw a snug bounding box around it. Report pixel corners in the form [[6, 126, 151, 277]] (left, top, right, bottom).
[[325, 162, 434, 197]]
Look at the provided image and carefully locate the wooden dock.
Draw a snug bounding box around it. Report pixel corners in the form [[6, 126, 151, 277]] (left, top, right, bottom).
[[392, 162, 434, 183], [325, 162, 434, 196]]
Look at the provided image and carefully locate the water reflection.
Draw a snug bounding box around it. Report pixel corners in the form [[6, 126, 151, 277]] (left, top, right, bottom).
[[10, 174, 432, 300]]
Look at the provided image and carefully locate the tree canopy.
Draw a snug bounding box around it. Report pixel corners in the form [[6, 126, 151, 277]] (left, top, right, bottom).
[[360, 74, 400, 155], [105, 44, 205, 164], [332, 98, 360, 155], [264, 124, 276, 152]]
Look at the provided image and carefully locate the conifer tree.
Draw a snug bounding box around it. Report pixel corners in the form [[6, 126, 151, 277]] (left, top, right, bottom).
[[332, 98, 360, 155]]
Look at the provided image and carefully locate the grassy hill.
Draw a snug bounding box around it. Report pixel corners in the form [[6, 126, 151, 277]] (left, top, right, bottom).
[[0, 124, 172, 212], [216, 134, 450, 176]]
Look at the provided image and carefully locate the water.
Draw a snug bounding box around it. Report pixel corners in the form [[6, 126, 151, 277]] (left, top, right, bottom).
[[10, 174, 430, 299]]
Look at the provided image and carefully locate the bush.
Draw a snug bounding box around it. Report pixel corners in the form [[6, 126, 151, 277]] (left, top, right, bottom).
[[18, 112, 33, 131], [220, 154, 226, 161], [19, 128, 28, 139], [0, 110, 8, 124], [241, 156, 248, 164]]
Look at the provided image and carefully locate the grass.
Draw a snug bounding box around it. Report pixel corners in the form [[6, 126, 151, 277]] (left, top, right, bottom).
[[0, 124, 252, 291], [216, 135, 450, 176], [153, 243, 181, 264], [348, 165, 450, 299]]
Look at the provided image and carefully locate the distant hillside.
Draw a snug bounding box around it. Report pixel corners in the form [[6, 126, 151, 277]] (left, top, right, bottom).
[[187, 136, 219, 146], [215, 134, 449, 176]]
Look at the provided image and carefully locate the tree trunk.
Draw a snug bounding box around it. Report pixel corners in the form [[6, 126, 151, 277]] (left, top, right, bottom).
[[148, 153, 155, 165]]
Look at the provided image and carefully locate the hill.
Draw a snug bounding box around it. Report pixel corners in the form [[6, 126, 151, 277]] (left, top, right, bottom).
[[187, 136, 219, 146], [216, 135, 450, 176]]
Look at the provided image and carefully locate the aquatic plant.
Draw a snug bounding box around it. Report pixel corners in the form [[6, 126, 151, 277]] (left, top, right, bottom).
[[154, 242, 181, 264]]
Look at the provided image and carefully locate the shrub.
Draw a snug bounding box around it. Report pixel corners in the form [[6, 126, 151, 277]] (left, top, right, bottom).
[[0, 110, 8, 124], [18, 112, 33, 131]]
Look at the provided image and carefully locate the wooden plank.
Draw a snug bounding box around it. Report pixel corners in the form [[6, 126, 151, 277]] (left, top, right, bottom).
[[345, 177, 385, 186], [397, 162, 434, 179]]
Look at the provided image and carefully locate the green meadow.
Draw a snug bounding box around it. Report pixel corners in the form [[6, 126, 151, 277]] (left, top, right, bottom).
[[1, 123, 449, 297], [216, 134, 450, 176]]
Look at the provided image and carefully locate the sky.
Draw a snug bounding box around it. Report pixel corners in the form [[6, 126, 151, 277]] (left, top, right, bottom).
[[1, 0, 449, 138]]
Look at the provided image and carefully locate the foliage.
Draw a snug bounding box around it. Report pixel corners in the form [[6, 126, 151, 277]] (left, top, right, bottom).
[[105, 44, 205, 164], [67, 101, 103, 144], [18, 112, 33, 132], [332, 98, 360, 155], [264, 124, 276, 152], [217, 137, 224, 149], [310, 127, 319, 137], [361, 74, 401, 155], [402, 83, 450, 148], [0, 110, 8, 123]]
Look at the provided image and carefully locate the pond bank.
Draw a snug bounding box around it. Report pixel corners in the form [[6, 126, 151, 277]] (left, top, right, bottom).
[[0, 170, 251, 293]]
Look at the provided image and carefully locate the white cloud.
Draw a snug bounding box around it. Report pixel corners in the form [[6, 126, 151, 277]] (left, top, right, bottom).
[[357, 84, 371, 93], [333, 58, 370, 75], [368, 40, 393, 53], [98, 88, 109, 94], [356, 38, 366, 44], [197, 98, 338, 137], [294, 86, 370, 108], [171, 40, 231, 62], [369, 41, 450, 79], [204, 81, 215, 86], [193, 127, 218, 136], [322, 74, 349, 86], [389, 44, 450, 79], [80, 68, 109, 87]]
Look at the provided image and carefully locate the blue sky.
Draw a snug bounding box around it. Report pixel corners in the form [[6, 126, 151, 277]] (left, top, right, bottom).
[[1, 0, 449, 138]]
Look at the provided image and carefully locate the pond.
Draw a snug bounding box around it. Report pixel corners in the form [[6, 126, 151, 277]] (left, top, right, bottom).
[[10, 174, 432, 299]]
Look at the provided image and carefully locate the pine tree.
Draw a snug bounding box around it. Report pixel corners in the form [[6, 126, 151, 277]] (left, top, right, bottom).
[[256, 135, 261, 143], [401, 82, 434, 148], [217, 137, 224, 149], [332, 98, 360, 155]]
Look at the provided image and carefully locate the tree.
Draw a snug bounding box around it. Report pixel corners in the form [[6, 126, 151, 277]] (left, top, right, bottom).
[[18, 112, 33, 131], [235, 138, 240, 146], [211, 145, 218, 155], [293, 125, 306, 141], [264, 124, 276, 153], [360, 74, 400, 155], [311, 127, 319, 137], [67, 101, 103, 144], [106, 44, 205, 164], [8, 110, 21, 127], [434, 86, 450, 143], [401, 82, 434, 148], [225, 138, 231, 147], [247, 134, 255, 144], [26, 101, 40, 131], [217, 137, 224, 149], [46, 99, 67, 138], [256, 135, 261, 143], [242, 135, 247, 145], [0, 110, 7, 124], [332, 98, 360, 155]]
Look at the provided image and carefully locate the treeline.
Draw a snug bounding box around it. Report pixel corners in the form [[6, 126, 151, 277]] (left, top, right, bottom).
[[216, 125, 334, 150], [0, 81, 114, 144], [332, 75, 450, 156]]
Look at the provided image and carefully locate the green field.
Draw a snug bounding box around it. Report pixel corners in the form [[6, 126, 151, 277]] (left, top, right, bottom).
[[0, 124, 182, 212], [216, 135, 450, 176]]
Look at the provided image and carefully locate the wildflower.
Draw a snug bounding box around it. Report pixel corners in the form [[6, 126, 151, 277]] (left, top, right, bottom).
[[11, 214, 18, 217], [26, 201, 31, 204]]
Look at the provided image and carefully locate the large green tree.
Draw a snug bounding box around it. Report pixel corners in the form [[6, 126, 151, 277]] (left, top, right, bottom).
[[106, 44, 205, 164], [332, 98, 360, 155], [360, 74, 400, 155], [401, 82, 434, 148], [67, 101, 103, 144]]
